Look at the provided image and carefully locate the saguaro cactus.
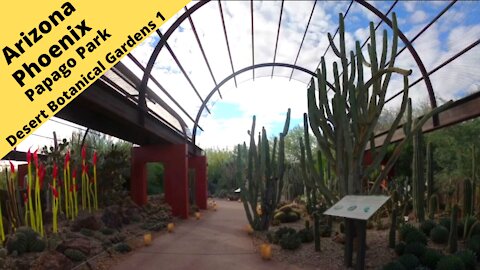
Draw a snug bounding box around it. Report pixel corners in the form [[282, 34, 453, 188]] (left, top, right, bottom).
[[412, 128, 425, 222], [241, 109, 290, 231], [306, 13, 452, 197]]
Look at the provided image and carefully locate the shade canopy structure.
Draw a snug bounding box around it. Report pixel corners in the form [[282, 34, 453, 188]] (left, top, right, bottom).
[[12, 0, 479, 155]]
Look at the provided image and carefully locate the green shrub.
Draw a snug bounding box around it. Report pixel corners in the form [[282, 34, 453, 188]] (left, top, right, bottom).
[[275, 227, 296, 240], [419, 220, 436, 235], [455, 250, 476, 270], [436, 255, 465, 270], [64, 249, 87, 261], [114, 242, 132, 253], [395, 242, 406, 256], [398, 254, 420, 269], [100, 227, 115, 235], [430, 225, 449, 244], [466, 235, 480, 260], [399, 224, 417, 241], [405, 229, 427, 245], [279, 233, 302, 250], [420, 248, 443, 269], [80, 228, 94, 237], [404, 242, 426, 257], [439, 218, 451, 231], [382, 261, 407, 270], [297, 228, 314, 243]]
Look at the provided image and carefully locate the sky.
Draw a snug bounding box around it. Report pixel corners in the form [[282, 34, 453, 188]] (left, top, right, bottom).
[[12, 0, 480, 155]]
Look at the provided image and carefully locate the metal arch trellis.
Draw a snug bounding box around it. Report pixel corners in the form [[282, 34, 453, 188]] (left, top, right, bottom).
[[190, 62, 334, 146], [138, 0, 465, 144]]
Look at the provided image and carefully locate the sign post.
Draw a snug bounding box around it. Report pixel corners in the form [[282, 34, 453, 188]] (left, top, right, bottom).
[[324, 195, 390, 270]]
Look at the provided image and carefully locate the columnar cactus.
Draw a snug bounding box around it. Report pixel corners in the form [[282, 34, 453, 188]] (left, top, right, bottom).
[[412, 128, 426, 222], [448, 205, 458, 253], [306, 13, 452, 197], [426, 142, 434, 202], [464, 178, 473, 217], [429, 194, 438, 219], [240, 109, 290, 231]]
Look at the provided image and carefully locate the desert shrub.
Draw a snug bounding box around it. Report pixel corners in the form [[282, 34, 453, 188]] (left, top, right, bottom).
[[279, 233, 302, 250], [430, 225, 449, 244], [455, 250, 476, 270], [436, 255, 465, 270], [297, 228, 314, 243], [398, 254, 420, 269], [405, 229, 427, 245], [419, 220, 436, 235], [466, 235, 480, 260], [399, 223, 417, 241], [395, 242, 406, 256], [439, 218, 451, 232], [420, 248, 443, 269], [404, 242, 426, 257]]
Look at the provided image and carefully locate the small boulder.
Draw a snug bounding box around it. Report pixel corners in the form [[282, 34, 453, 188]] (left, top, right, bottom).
[[57, 237, 92, 256], [71, 213, 102, 232], [101, 206, 123, 229], [31, 251, 73, 270]]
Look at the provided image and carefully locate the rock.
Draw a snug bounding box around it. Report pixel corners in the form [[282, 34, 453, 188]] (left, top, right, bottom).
[[101, 206, 123, 229], [31, 251, 73, 270], [71, 213, 102, 232], [57, 237, 92, 255]]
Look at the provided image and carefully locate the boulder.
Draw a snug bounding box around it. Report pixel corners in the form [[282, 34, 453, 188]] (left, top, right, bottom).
[[31, 251, 73, 270], [101, 206, 123, 229], [71, 213, 102, 232], [57, 237, 92, 255]]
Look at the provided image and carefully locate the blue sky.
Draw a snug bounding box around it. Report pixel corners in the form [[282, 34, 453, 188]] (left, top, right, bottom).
[[14, 0, 480, 152]]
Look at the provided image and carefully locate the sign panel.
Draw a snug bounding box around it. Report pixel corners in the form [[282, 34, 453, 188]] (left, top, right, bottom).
[[323, 195, 390, 220]]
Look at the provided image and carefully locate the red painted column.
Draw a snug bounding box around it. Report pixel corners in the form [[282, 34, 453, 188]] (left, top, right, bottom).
[[189, 155, 208, 210], [131, 147, 148, 206], [164, 144, 189, 218], [130, 144, 189, 218]]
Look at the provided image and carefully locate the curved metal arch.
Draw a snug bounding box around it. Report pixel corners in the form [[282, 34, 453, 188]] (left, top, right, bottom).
[[192, 62, 328, 145], [141, 0, 440, 141]]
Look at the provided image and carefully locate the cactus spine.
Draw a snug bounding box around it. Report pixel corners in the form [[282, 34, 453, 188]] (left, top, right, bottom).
[[464, 178, 473, 217], [412, 128, 425, 222], [240, 109, 290, 231], [306, 13, 452, 197], [448, 204, 458, 253]]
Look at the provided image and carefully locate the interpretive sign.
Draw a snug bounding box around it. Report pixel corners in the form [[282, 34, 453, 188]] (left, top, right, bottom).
[[323, 195, 390, 220]]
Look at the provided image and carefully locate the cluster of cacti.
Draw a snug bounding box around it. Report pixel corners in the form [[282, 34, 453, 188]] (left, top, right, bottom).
[[298, 113, 336, 252], [6, 227, 45, 254], [306, 12, 452, 199], [51, 164, 59, 233], [240, 109, 290, 231], [24, 149, 45, 236]]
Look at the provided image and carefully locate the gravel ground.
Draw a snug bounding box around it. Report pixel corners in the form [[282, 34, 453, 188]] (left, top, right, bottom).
[[252, 220, 397, 270]]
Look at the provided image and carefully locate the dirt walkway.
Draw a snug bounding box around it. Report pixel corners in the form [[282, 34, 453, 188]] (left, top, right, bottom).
[[113, 200, 305, 270]]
